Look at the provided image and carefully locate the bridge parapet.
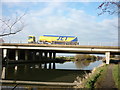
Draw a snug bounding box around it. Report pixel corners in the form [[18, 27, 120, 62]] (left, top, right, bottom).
[[1, 41, 119, 46]]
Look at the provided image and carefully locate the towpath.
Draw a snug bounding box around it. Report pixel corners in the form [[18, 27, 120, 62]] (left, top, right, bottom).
[[95, 64, 116, 88]]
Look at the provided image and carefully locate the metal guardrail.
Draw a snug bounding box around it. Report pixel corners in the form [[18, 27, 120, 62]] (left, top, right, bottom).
[[1, 41, 119, 46]]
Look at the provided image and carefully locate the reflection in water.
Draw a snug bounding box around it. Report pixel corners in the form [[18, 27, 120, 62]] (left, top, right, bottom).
[[75, 60, 94, 69], [3, 62, 91, 83], [2, 60, 103, 84], [75, 60, 103, 70], [56, 60, 103, 70]]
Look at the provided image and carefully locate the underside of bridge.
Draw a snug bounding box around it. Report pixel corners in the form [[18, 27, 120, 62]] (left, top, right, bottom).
[[1, 48, 120, 65], [0, 43, 120, 65]]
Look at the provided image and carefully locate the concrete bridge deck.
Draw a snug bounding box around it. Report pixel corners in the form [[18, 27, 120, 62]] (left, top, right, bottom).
[[1, 43, 119, 49], [0, 43, 120, 54], [0, 43, 120, 64]]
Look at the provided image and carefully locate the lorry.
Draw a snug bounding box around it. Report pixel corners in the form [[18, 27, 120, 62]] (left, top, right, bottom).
[[28, 35, 79, 45]]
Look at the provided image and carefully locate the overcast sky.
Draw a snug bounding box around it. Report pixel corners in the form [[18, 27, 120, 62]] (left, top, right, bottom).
[[1, 0, 118, 45]]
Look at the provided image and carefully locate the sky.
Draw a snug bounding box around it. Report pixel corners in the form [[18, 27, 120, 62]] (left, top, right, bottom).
[[1, 0, 119, 46]]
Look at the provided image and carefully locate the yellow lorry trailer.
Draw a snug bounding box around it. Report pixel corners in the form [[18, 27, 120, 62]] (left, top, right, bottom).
[[28, 35, 79, 45]]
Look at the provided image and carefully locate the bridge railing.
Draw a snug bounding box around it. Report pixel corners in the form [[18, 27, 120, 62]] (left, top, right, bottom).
[[78, 42, 119, 46], [1, 41, 119, 46]]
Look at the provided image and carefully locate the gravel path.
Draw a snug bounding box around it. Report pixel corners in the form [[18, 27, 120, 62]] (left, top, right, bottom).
[[96, 64, 116, 88]]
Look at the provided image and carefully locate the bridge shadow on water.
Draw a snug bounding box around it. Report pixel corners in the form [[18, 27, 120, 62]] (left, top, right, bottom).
[[2, 62, 91, 83], [103, 59, 120, 64], [1, 58, 103, 89]]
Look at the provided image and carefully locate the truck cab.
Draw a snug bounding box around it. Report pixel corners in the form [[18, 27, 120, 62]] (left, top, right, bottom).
[[28, 36, 36, 43]]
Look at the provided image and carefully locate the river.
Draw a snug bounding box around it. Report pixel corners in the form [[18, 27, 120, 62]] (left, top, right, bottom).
[[1, 59, 104, 89], [2, 60, 103, 90]]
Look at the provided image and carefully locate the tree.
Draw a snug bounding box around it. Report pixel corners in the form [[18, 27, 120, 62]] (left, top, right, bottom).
[[98, 2, 120, 15], [75, 54, 97, 61], [0, 12, 26, 37]]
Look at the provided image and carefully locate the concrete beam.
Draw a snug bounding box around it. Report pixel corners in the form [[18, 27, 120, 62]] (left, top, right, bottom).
[[105, 52, 110, 64], [44, 52, 48, 58], [32, 51, 36, 60], [49, 63, 51, 69], [49, 52, 52, 59], [3, 49, 7, 58], [15, 50, 19, 61], [39, 51, 42, 60], [1, 67, 5, 79], [53, 52, 56, 59], [25, 50, 28, 60]]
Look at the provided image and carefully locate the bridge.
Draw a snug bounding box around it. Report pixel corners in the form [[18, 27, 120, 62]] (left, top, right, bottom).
[[0, 43, 120, 64]]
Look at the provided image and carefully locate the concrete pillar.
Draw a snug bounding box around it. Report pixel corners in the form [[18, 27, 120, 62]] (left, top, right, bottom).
[[15, 66, 18, 72], [42, 52, 44, 57], [49, 63, 51, 69], [49, 52, 52, 59], [53, 62, 56, 69], [44, 63, 47, 69], [25, 50, 28, 60], [105, 52, 110, 64], [33, 51, 36, 60], [39, 51, 42, 60], [52, 52, 56, 69], [1, 67, 5, 79], [15, 50, 19, 61], [53, 52, 56, 59], [3, 49, 7, 58], [44, 52, 48, 58]]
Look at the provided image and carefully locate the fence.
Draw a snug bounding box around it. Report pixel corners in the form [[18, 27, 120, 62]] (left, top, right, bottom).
[[1, 40, 119, 46]]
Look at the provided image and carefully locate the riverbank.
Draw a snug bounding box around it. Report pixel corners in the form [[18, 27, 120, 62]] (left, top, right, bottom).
[[75, 63, 120, 89], [74, 63, 106, 88], [112, 63, 120, 89]]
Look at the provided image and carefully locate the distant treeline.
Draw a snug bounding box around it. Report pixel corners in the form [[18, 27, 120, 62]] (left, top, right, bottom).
[[57, 54, 103, 61], [75, 54, 102, 61]]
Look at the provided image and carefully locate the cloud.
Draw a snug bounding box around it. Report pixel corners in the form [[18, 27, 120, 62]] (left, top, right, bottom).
[[3, 2, 118, 46], [2, 0, 117, 2]]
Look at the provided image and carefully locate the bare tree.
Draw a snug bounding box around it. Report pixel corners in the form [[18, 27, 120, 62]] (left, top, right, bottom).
[[98, 2, 120, 15], [0, 12, 26, 37]]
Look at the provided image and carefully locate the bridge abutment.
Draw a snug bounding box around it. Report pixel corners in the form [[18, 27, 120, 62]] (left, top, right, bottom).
[[3, 49, 7, 60], [15, 50, 19, 61], [105, 52, 110, 64], [25, 50, 28, 60]]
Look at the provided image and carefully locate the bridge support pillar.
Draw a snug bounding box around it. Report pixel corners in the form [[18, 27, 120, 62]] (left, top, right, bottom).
[[53, 52, 56, 59], [53, 62, 55, 69], [52, 52, 56, 69], [105, 52, 110, 64], [49, 52, 52, 59], [44, 63, 47, 69], [25, 50, 28, 60], [39, 51, 42, 60], [44, 52, 48, 58], [3, 49, 7, 59], [15, 50, 19, 61], [49, 52, 52, 69], [33, 51, 36, 60]]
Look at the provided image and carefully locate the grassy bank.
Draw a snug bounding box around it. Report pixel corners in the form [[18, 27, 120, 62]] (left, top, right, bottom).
[[85, 64, 107, 88], [94, 64, 108, 88], [76, 64, 107, 88], [82, 63, 120, 89], [113, 64, 120, 89]]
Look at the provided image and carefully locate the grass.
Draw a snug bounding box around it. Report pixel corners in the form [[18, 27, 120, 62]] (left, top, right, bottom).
[[77, 63, 120, 89], [113, 64, 120, 89], [94, 64, 108, 88], [81, 64, 107, 88], [85, 71, 102, 88]]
